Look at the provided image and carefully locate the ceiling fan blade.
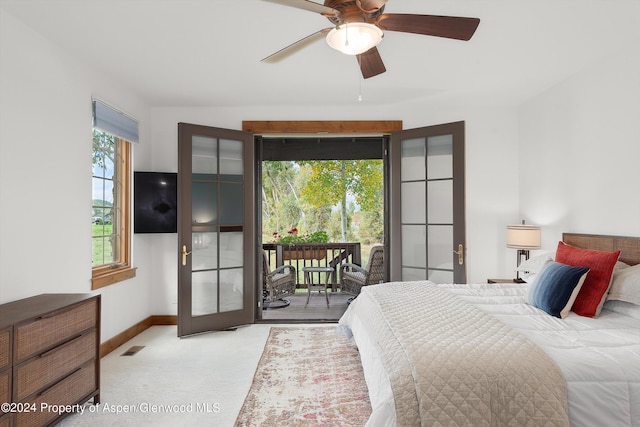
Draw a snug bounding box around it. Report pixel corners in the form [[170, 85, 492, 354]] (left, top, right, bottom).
[[357, 0, 387, 13], [261, 0, 340, 17], [262, 28, 331, 63], [377, 14, 480, 41], [357, 47, 386, 79]]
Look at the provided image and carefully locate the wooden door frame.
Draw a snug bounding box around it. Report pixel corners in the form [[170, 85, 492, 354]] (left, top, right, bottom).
[[242, 120, 402, 135]]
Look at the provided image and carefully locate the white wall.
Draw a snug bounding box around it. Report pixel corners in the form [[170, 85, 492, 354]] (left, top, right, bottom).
[[519, 48, 640, 252], [0, 11, 155, 341]]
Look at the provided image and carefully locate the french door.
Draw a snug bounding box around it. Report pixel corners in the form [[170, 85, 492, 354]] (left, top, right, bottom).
[[389, 121, 466, 283], [177, 123, 255, 336]]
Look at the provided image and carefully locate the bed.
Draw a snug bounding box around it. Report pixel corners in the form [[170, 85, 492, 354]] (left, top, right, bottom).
[[339, 233, 640, 426]]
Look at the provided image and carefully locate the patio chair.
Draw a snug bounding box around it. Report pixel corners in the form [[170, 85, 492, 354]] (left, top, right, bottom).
[[340, 244, 384, 298], [262, 250, 297, 309]]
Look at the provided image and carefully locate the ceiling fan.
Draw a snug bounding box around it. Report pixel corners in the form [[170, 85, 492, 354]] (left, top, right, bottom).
[[261, 0, 480, 79]]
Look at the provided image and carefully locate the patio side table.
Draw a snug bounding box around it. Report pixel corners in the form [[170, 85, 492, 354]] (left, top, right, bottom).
[[302, 266, 334, 308]]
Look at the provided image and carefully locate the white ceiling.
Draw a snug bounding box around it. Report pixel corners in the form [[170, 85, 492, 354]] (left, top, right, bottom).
[[2, 0, 640, 108]]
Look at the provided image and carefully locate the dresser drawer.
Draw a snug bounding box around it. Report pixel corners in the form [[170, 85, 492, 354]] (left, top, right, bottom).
[[0, 328, 10, 371], [14, 299, 97, 362], [14, 331, 96, 401], [16, 362, 96, 427], [0, 369, 10, 415]]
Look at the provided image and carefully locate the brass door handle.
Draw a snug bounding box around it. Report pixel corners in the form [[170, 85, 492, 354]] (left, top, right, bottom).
[[182, 245, 192, 266], [453, 244, 464, 265]]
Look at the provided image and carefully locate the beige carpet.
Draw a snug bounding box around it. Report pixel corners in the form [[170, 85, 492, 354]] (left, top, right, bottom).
[[235, 327, 371, 426], [57, 325, 299, 426]]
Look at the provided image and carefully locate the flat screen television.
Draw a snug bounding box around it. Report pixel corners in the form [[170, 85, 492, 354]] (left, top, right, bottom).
[[134, 171, 177, 233]]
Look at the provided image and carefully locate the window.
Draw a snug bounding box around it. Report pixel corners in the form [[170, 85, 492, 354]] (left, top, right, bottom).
[[91, 128, 135, 288]]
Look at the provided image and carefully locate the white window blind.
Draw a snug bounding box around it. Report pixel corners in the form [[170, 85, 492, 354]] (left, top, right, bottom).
[[92, 99, 139, 143]]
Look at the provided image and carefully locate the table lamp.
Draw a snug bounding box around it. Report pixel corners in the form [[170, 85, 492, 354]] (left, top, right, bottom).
[[506, 222, 541, 280]]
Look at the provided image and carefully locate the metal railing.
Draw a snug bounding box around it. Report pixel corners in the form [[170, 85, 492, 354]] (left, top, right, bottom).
[[262, 243, 362, 291]]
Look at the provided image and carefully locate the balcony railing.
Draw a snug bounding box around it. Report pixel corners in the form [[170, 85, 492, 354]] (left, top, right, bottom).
[[262, 243, 362, 291]]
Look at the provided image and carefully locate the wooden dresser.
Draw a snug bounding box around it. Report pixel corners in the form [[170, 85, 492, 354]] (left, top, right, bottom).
[[0, 294, 100, 427]]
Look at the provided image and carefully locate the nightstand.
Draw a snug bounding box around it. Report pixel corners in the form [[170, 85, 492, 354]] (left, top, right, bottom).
[[487, 278, 525, 284]]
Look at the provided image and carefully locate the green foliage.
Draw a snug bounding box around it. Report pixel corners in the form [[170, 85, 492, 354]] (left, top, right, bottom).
[[91, 223, 114, 266], [306, 230, 329, 243], [358, 208, 384, 244], [262, 161, 302, 235], [92, 129, 115, 169], [298, 160, 383, 211], [261, 159, 383, 244], [271, 228, 329, 244]]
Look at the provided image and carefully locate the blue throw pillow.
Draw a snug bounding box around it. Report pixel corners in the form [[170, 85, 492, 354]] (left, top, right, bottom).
[[526, 261, 590, 318]]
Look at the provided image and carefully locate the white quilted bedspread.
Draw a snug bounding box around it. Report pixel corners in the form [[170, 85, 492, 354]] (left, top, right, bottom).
[[340, 281, 570, 426]]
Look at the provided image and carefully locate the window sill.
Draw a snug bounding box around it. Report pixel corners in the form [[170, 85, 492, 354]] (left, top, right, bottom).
[[92, 266, 137, 290]]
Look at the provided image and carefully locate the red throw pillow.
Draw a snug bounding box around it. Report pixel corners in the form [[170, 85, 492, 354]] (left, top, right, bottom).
[[555, 241, 620, 317]]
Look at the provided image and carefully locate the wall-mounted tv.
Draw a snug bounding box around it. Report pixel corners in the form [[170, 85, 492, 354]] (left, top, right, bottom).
[[134, 171, 177, 233]]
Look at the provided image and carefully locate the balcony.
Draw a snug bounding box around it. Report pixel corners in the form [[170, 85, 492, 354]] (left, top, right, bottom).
[[262, 243, 361, 291]]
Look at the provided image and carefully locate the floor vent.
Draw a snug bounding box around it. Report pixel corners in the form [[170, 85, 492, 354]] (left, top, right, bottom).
[[121, 345, 145, 356]]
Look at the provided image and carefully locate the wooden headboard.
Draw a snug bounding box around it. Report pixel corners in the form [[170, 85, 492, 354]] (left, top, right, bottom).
[[563, 233, 640, 266]]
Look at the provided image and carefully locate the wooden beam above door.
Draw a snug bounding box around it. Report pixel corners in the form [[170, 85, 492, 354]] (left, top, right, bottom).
[[242, 120, 403, 135]]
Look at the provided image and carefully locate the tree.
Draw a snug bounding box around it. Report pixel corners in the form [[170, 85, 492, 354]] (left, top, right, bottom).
[[92, 129, 115, 169], [92, 129, 116, 223], [358, 202, 384, 244], [262, 161, 301, 237], [299, 160, 383, 242]]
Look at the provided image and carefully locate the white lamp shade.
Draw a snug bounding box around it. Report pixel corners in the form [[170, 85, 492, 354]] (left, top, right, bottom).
[[326, 23, 383, 55], [506, 225, 541, 249]]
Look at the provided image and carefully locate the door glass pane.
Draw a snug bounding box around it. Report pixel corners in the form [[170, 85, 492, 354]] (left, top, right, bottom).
[[428, 225, 453, 271], [192, 271, 218, 316], [402, 267, 427, 281], [427, 135, 452, 180], [401, 138, 425, 181], [220, 182, 243, 225], [428, 270, 453, 284], [219, 232, 243, 268], [427, 180, 453, 224], [402, 224, 426, 267], [401, 181, 425, 223], [192, 232, 217, 270], [219, 268, 243, 312], [219, 139, 243, 178], [192, 136, 218, 174], [192, 181, 217, 225]]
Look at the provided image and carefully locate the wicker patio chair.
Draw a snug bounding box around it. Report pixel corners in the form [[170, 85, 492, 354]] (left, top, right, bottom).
[[262, 250, 297, 309], [340, 244, 384, 298]]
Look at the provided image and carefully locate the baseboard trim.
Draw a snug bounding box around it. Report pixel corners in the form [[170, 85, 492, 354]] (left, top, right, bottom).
[[100, 315, 177, 358]]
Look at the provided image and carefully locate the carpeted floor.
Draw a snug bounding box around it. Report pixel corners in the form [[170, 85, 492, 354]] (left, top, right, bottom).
[[235, 327, 371, 426], [56, 324, 369, 427]]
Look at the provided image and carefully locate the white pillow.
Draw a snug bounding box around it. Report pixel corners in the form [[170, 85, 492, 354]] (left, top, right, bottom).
[[516, 253, 554, 282], [606, 263, 640, 305], [614, 261, 630, 271], [603, 300, 640, 320]]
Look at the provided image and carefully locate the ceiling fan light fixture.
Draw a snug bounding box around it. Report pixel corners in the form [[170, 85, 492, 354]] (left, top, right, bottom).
[[326, 22, 383, 55]]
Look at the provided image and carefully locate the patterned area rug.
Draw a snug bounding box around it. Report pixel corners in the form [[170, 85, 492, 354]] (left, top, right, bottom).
[[235, 327, 371, 426]]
